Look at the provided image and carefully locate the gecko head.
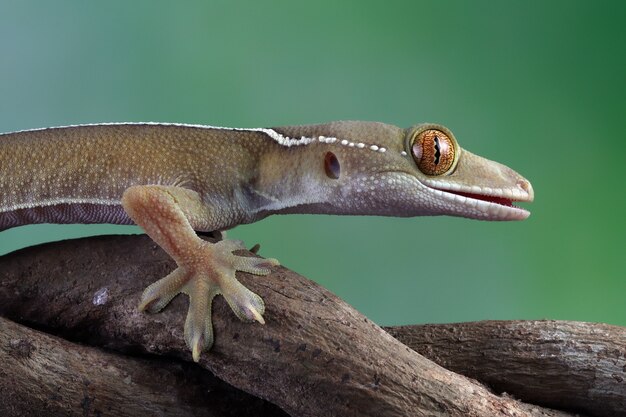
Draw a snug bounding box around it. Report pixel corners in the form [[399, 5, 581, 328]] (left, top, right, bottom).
[[398, 123, 533, 220], [319, 122, 533, 221]]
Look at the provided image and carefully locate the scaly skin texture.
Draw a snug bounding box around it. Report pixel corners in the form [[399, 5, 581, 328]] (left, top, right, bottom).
[[0, 121, 533, 360]]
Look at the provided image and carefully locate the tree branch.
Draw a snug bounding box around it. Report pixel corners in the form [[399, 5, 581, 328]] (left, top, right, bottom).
[[0, 316, 286, 417], [386, 321, 626, 417], [0, 235, 616, 416]]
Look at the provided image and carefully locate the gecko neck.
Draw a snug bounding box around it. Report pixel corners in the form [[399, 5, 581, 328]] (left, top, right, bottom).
[[242, 143, 335, 219]]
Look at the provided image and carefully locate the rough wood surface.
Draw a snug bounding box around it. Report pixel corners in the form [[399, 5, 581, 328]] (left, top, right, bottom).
[[0, 316, 286, 417], [386, 321, 626, 417], [0, 235, 610, 416]]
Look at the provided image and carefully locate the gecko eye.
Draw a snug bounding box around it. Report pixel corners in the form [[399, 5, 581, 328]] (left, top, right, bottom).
[[411, 129, 456, 176], [324, 151, 340, 179]]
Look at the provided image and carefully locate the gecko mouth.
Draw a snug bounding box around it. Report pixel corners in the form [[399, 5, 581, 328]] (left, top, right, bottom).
[[446, 190, 514, 207], [421, 180, 533, 221]]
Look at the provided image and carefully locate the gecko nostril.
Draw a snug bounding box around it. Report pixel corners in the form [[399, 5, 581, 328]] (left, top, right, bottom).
[[517, 178, 534, 201], [518, 179, 530, 192]]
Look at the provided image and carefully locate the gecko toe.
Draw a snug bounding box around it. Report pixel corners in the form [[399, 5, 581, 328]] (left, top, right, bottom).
[[233, 257, 280, 275], [221, 281, 266, 323], [138, 267, 191, 313], [183, 280, 219, 362]]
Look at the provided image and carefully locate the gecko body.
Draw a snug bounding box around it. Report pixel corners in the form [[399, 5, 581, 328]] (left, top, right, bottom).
[[0, 121, 533, 360]]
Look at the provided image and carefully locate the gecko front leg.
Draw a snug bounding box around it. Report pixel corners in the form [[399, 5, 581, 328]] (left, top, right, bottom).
[[121, 185, 278, 361]]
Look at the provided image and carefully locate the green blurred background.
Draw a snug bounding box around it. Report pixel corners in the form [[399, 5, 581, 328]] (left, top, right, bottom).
[[0, 1, 623, 326]]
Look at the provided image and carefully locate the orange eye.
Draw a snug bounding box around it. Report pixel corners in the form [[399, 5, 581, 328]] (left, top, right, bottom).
[[411, 129, 456, 176]]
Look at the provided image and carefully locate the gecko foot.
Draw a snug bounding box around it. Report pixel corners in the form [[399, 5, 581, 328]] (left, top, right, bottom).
[[138, 239, 279, 361]]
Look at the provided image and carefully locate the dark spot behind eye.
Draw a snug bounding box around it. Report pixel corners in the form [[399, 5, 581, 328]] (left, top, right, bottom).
[[324, 152, 340, 179]]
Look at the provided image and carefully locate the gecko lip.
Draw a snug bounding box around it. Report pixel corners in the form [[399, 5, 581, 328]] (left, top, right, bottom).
[[440, 188, 530, 220], [444, 190, 515, 207], [420, 179, 533, 220]]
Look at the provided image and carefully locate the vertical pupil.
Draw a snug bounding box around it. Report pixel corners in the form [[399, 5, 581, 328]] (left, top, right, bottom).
[[433, 136, 441, 165]]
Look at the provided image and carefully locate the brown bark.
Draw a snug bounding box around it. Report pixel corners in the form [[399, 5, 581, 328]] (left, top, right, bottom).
[[0, 235, 616, 416], [0, 316, 286, 417], [386, 321, 626, 417]]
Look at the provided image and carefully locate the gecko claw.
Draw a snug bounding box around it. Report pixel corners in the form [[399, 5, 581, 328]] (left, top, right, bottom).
[[248, 305, 265, 324], [191, 334, 205, 363], [192, 346, 201, 363]]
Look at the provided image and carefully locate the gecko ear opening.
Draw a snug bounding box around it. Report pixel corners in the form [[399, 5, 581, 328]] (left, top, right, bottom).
[[324, 152, 340, 179]]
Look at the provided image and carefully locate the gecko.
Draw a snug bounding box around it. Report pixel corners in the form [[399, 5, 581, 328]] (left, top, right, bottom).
[[0, 121, 533, 361]]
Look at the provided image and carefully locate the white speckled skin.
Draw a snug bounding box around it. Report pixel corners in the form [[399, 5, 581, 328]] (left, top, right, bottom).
[[0, 120, 533, 360], [0, 123, 266, 231], [260, 121, 533, 221], [0, 121, 533, 229]]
